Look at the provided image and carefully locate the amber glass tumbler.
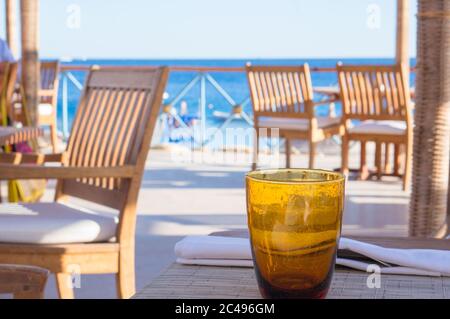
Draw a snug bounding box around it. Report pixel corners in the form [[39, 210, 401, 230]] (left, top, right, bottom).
[[246, 169, 345, 299]]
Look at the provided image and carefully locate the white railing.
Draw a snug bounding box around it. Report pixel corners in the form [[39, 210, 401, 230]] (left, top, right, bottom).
[[58, 65, 339, 146]]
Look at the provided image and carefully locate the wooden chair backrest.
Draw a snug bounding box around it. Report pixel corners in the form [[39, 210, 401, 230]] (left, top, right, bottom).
[[0, 62, 18, 122], [337, 64, 411, 122], [58, 67, 169, 213], [39, 60, 60, 105], [246, 64, 314, 120]]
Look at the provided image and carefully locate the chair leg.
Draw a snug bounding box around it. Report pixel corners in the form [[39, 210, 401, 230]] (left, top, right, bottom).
[[50, 122, 58, 153], [384, 143, 391, 174], [55, 273, 74, 299], [403, 140, 412, 191], [252, 127, 259, 171], [116, 247, 135, 299], [341, 135, 349, 175], [285, 138, 291, 168], [308, 140, 316, 169], [375, 142, 382, 180], [394, 143, 401, 176], [360, 141, 369, 180]]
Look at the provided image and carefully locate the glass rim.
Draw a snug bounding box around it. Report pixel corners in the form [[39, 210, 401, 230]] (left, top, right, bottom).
[[246, 168, 346, 185]]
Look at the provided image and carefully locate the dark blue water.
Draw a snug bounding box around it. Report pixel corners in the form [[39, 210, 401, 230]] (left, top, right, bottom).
[[57, 58, 416, 142]]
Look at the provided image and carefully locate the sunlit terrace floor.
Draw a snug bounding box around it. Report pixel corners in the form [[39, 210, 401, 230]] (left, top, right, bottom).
[[21, 142, 409, 298]]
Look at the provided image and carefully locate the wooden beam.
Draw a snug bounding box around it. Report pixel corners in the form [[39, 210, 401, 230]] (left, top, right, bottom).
[[20, 0, 40, 127], [396, 0, 409, 76], [5, 0, 18, 58], [446, 154, 450, 237]]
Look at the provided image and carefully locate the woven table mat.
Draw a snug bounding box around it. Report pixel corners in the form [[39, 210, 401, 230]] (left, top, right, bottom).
[[134, 263, 450, 299]]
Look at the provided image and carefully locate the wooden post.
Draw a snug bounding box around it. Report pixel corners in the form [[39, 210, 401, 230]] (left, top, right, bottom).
[[396, 0, 409, 67], [410, 0, 450, 237], [447, 155, 450, 237], [20, 0, 39, 126], [5, 0, 18, 58]]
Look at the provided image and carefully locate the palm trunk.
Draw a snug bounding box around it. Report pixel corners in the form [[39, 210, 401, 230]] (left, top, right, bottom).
[[5, 0, 19, 59], [410, 0, 450, 237], [20, 0, 39, 127], [5, 0, 18, 58]]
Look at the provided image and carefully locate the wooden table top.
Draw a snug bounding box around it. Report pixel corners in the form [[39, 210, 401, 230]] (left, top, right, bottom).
[[0, 127, 43, 146], [134, 233, 450, 299]]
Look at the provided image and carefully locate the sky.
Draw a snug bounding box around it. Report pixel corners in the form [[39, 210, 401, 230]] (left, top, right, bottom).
[[1, 0, 418, 59]]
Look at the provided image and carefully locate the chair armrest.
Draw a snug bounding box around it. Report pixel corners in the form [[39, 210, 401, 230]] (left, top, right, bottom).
[[0, 165, 136, 180], [0, 264, 49, 299], [0, 152, 67, 164]]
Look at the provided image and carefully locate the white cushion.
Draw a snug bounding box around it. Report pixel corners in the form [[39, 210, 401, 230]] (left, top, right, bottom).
[[38, 103, 54, 116], [258, 116, 341, 130], [349, 120, 406, 135], [0, 203, 117, 244]]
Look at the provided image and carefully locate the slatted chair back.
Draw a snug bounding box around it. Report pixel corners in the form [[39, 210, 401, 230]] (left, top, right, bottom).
[[57, 68, 168, 214], [39, 61, 60, 105], [246, 64, 315, 120], [337, 64, 411, 122]]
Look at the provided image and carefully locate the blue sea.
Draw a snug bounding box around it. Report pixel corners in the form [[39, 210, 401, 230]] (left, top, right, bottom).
[[57, 58, 416, 144]]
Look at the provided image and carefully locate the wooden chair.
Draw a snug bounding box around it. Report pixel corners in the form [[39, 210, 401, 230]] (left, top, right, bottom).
[[0, 264, 48, 299], [12, 61, 60, 152], [0, 62, 19, 122], [246, 64, 342, 169], [336, 63, 413, 190], [0, 67, 169, 298], [0, 63, 23, 205]]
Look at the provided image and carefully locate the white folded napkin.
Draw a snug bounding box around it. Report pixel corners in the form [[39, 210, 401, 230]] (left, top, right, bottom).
[[174, 235, 450, 277], [175, 235, 251, 260]]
